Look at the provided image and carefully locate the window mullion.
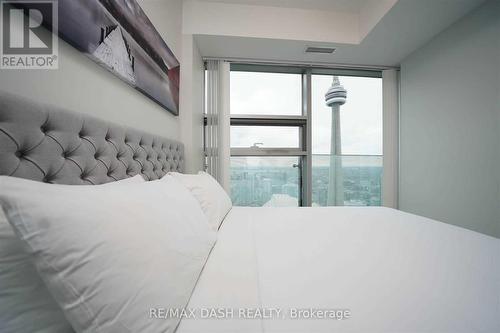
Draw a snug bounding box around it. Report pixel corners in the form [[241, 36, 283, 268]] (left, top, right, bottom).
[[303, 69, 312, 206]]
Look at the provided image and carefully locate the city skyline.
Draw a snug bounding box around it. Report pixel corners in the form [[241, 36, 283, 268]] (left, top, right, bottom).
[[231, 157, 382, 207]]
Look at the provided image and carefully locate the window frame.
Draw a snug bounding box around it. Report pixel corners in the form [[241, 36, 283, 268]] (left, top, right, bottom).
[[205, 62, 383, 207], [230, 65, 308, 206]]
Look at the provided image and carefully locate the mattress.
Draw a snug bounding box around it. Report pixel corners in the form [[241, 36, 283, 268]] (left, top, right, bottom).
[[176, 207, 500, 333]]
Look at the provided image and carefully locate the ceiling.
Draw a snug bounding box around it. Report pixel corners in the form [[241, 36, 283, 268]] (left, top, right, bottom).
[[194, 0, 367, 13], [194, 0, 488, 67]]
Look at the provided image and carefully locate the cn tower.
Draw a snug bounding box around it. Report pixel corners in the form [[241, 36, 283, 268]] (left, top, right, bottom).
[[324, 76, 347, 206]]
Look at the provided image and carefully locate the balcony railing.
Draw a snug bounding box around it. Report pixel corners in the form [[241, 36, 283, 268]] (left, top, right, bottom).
[[230, 155, 382, 207], [312, 155, 382, 207]]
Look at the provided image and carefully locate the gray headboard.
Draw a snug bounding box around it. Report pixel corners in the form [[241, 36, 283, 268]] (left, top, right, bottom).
[[0, 91, 184, 184]]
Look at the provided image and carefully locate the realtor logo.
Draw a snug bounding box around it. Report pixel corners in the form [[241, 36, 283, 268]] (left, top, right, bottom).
[[1, 0, 58, 69]]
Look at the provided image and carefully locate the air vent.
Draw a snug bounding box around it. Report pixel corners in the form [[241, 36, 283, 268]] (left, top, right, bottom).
[[305, 46, 336, 54]]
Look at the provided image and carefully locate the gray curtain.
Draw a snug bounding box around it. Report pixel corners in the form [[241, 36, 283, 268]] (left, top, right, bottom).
[[204, 60, 230, 190]]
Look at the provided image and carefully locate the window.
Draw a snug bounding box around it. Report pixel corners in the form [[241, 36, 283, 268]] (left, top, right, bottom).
[[311, 75, 383, 206], [205, 64, 384, 207], [231, 157, 301, 207], [228, 67, 305, 207], [230, 71, 302, 115], [311, 155, 382, 207], [231, 126, 300, 148]]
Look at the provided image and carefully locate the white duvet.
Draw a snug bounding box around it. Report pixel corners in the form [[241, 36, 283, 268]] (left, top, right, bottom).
[[177, 207, 500, 333]]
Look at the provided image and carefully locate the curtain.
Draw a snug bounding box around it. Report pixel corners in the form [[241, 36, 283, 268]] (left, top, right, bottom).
[[382, 69, 399, 208], [205, 60, 230, 191]]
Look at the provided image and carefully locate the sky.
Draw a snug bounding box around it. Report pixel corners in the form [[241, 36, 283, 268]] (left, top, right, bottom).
[[230, 72, 383, 156], [311, 75, 382, 155]]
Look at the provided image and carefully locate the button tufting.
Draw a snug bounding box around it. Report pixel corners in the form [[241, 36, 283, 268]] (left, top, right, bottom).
[[2, 96, 185, 180]]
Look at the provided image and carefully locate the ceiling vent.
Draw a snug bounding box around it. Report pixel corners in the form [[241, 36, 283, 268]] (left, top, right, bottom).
[[305, 46, 336, 54]]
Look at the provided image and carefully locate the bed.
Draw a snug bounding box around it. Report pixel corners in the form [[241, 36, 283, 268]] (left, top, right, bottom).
[[177, 207, 500, 333], [1, 91, 499, 333]]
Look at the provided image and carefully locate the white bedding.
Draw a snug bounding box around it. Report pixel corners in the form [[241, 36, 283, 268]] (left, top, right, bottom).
[[177, 207, 500, 333]]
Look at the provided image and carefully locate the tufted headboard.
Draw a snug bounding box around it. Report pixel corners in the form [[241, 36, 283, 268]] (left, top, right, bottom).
[[0, 91, 184, 184]]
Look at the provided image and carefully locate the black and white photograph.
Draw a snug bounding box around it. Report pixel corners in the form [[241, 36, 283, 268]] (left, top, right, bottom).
[[24, 0, 181, 114], [61, 0, 179, 114]]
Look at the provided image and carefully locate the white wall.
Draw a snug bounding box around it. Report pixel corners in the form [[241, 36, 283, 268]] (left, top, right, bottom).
[[399, 0, 500, 238], [183, 0, 359, 44], [0, 0, 183, 140], [179, 34, 205, 173]]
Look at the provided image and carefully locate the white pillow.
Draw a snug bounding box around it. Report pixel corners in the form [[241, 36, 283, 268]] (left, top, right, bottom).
[[170, 171, 232, 231], [0, 175, 215, 333], [0, 175, 144, 333]]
